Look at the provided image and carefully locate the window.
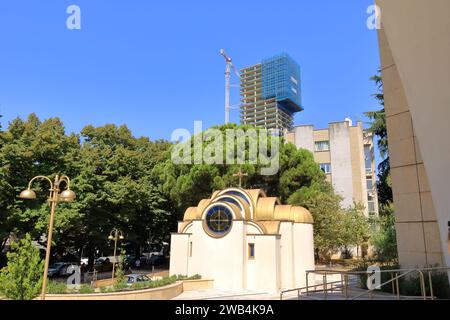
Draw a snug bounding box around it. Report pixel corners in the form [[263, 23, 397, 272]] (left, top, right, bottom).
[[366, 179, 374, 190], [315, 141, 330, 152], [364, 145, 372, 172], [320, 163, 332, 174], [248, 243, 255, 259], [205, 204, 233, 237], [368, 201, 375, 213], [189, 242, 193, 257]]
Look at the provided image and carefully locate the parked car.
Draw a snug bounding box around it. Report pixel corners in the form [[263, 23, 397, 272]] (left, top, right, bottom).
[[148, 254, 165, 266], [94, 257, 113, 272], [125, 274, 151, 286], [47, 262, 79, 278]]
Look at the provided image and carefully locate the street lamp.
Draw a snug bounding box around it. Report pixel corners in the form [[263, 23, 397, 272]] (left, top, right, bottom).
[[108, 228, 124, 281], [19, 174, 76, 300]]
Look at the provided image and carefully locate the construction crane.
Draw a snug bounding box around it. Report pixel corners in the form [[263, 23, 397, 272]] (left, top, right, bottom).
[[220, 49, 240, 124]]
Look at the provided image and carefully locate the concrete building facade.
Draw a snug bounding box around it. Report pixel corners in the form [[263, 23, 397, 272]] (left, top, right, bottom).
[[376, 0, 450, 271], [286, 119, 379, 217], [240, 53, 303, 132]]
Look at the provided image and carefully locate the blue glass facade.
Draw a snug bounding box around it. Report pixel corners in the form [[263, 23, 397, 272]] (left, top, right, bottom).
[[261, 53, 303, 113]]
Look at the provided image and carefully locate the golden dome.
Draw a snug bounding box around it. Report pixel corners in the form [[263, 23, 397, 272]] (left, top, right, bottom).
[[274, 205, 294, 221], [255, 197, 280, 220], [183, 207, 198, 221], [291, 206, 314, 224], [182, 187, 313, 225]]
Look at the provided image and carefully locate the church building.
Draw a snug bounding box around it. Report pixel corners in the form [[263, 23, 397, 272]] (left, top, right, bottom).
[[169, 187, 315, 291]]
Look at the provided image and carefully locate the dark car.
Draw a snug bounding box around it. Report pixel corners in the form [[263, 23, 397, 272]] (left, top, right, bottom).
[[47, 262, 79, 278], [149, 254, 165, 266], [94, 258, 113, 272]]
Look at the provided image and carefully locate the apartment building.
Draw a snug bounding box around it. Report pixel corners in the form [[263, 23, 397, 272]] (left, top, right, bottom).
[[286, 119, 379, 217], [240, 53, 303, 132]]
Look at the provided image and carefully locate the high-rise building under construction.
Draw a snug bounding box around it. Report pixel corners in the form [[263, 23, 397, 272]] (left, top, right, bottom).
[[240, 53, 303, 132]]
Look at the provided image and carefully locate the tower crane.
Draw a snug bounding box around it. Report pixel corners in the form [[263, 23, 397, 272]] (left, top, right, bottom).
[[220, 49, 240, 124]]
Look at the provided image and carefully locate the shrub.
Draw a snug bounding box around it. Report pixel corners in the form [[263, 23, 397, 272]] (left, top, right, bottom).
[[78, 284, 94, 294], [100, 286, 114, 293], [46, 281, 68, 294], [0, 234, 44, 300], [353, 262, 450, 299]]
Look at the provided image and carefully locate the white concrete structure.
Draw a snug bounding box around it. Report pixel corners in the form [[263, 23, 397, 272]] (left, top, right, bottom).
[[169, 188, 315, 292], [376, 0, 450, 274]]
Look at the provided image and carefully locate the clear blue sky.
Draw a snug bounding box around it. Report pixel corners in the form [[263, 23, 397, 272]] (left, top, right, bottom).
[[0, 0, 380, 141]]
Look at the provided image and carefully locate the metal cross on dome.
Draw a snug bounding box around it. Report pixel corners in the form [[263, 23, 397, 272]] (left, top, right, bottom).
[[233, 168, 248, 188]]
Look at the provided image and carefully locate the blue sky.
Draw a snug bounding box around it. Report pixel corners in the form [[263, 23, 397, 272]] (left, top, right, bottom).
[[0, 0, 381, 142]]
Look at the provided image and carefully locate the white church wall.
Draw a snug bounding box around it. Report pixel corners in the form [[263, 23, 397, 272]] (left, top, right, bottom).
[[169, 233, 190, 276], [279, 222, 295, 289], [293, 223, 315, 288], [245, 235, 280, 292], [187, 220, 246, 290]]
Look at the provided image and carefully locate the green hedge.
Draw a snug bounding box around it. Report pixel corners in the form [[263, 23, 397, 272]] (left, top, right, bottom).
[[46, 274, 202, 295], [352, 263, 450, 299]]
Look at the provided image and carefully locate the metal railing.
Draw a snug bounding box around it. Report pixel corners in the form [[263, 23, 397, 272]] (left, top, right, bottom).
[[280, 266, 450, 300]]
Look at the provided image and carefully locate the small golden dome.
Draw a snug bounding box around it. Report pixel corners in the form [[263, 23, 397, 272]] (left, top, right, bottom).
[[291, 206, 314, 224]]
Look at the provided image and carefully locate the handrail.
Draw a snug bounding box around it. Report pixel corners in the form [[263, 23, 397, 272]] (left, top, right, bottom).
[[280, 266, 450, 300], [280, 280, 343, 300]]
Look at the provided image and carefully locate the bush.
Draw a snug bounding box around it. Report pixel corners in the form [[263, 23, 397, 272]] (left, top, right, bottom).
[[78, 284, 94, 294], [353, 262, 450, 299], [46, 281, 68, 294], [0, 234, 44, 300], [100, 286, 114, 293], [370, 205, 398, 263]]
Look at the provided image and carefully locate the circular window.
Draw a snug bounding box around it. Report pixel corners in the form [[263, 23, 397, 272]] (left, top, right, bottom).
[[205, 204, 233, 237]]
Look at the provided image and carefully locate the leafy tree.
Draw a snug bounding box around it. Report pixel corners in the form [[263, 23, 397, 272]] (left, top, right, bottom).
[[288, 184, 344, 260], [370, 205, 398, 262], [0, 233, 43, 300], [0, 115, 172, 269], [152, 123, 329, 215], [341, 204, 371, 257], [74, 124, 172, 267], [365, 73, 392, 205], [0, 114, 81, 254]]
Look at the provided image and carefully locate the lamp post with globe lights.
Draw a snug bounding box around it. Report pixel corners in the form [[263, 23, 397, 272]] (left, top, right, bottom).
[[19, 174, 76, 300], [108, 228, 124, 281]]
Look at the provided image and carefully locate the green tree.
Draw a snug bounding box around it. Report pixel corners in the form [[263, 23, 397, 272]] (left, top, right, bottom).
[[288, 184, 344, 260], [152, 123, 329, 215], [0, 114, 81, 253], [0, 233, 43, 300], [342, 204, 371, 257], [365, 73, 392, 205], [370, 205, 398, 262], [75, 124, 172, 267]]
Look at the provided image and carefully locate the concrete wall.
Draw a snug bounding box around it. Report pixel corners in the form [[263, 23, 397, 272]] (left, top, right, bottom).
[[293, 125, 314, 152], [185, 220, 245, 290], [349, 123, 369, 215], [292, 223, 315, 288], [169, 233, 190, 276], [42, 279, 214, 300], [329, 122, 354, 208], [245, 235, 280, 292], [279, 222, 295, 289], [376, 0, 449, 270]]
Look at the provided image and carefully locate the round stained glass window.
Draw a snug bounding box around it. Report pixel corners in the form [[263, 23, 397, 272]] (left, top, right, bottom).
[[205, 204, 233, 237]]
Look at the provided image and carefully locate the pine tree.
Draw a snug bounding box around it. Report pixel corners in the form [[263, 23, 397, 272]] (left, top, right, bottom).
[[0, 234, 44, 300]]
